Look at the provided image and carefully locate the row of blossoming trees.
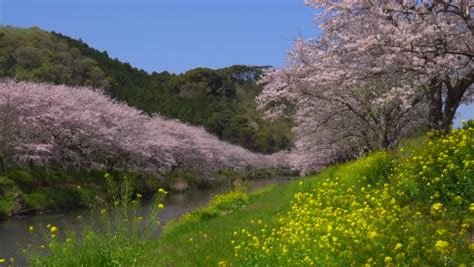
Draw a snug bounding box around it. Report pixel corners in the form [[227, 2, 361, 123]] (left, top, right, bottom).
[[0, 80, 286, 175], [258, 0, 473, 173]]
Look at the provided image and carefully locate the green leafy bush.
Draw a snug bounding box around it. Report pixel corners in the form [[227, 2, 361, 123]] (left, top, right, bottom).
[[0, 176, 20, 217], [6, 169, 37, 191], [24, 192, 54, 210]]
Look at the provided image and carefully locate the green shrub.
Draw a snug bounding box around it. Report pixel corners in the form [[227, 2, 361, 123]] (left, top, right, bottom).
[[6, 168, 37, 191], [24, 192, 54, 210], [0, 176, 22, 217], [40, 186, 83, 209], [25, 185, 85, 212], [30, 168, 68, 185], [0, 176, 18, 193]]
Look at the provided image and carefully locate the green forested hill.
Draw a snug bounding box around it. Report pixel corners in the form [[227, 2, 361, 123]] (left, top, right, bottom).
[[0, 26, 292, 153]]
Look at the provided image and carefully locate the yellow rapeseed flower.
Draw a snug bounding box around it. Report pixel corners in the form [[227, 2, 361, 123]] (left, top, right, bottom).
[[434, 240, 449, 254], [157, 203, 164, 209], [50, 226, 58, 235], [0, 258, 5, 264], [468, 243, 474, 252], [394, 243, 403, 251], [28, 226, 34, 233], [158, 188, 168, 194], [431, 202, 444, 214]]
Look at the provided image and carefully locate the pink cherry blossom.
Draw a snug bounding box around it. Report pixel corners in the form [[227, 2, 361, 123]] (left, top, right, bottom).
[[0, 80, 286, 174]]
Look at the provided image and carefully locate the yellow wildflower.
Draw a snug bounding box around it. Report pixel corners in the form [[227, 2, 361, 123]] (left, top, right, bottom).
[[434, 240, 449, 254], [50, 226, 58, 234], [158, 188, 168, 194], [430, 202, 444, 214], [394, 243, 403, 251]]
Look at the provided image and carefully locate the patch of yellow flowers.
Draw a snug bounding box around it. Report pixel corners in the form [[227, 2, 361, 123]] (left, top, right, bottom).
[[233, 127, 473, 266]]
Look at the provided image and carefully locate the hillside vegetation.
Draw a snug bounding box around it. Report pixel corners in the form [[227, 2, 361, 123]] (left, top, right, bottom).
[[0, 26, 291, 154], [22, 124, 473, 266]]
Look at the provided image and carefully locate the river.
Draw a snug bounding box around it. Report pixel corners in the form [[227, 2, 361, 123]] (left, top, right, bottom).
[[0, 176, 294, 266]]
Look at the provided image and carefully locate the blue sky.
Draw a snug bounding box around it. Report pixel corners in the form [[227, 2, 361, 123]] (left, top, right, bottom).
[[0, 0, 471, 125]]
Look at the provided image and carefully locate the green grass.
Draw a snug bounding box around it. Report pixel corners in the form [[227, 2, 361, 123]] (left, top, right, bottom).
[[155, 182, 300, 266]]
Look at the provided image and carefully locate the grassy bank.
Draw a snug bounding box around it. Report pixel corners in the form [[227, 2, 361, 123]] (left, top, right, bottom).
[[17, 125, 473, 266], [155, 126, 473, 266]]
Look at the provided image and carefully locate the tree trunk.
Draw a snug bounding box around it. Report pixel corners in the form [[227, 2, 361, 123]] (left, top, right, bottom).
[[440, 77, 472, 133], [428, 81, 443, 131]]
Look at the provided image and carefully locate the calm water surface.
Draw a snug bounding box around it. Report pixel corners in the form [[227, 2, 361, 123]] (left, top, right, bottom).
[[0, 176, 294, 266]]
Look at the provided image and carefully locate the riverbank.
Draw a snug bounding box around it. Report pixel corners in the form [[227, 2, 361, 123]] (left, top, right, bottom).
[[1, 176, 295, 266], [0, 167, 296, 220]]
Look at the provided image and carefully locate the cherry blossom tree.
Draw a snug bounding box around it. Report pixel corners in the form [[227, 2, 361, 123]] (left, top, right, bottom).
[[0, 83, 25, 172], [0, 80, 283, 175], [258, 0, 473, 172], [303, 0, 473, 131]]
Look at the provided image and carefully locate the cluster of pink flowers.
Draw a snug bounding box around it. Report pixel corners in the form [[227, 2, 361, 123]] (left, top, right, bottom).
[[258, 0, 473, 173], [0, 80, 286, 174]]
